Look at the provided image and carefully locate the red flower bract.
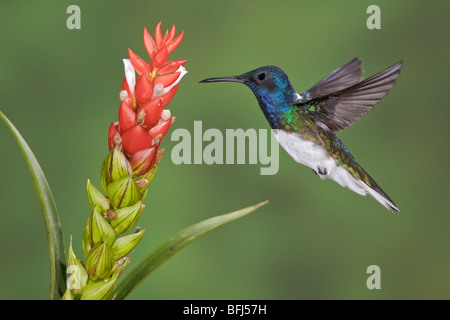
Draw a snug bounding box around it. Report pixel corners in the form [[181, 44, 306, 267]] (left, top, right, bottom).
[[108, 21, 187, 176]]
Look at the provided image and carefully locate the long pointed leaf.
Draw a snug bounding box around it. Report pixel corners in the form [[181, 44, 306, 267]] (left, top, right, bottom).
[[112, 200, 268, 300], [0, 111, 66, 300]]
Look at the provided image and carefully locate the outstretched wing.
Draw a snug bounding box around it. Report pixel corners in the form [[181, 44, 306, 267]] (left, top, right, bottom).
[[296, 61, 403, 132], [300, 58, 363, 101]]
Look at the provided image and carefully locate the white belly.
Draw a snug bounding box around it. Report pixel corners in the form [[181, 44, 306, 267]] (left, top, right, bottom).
[[273, 129, 367, 195], [273, 129, 335, 174]]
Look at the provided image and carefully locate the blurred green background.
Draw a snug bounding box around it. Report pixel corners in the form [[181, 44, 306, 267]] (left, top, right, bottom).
[[0, 0, 449, 299]]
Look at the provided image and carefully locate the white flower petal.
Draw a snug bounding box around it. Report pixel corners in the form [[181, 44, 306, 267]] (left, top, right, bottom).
[[161, 109, 171, 121], [122, 59, 136, 93], [162, 66, 188, 94], [119, 90, 128, 102], [152, 83, 164, 99]]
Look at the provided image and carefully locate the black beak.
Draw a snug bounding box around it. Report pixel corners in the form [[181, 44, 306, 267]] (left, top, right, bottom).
[[199, 75, 246, 84]]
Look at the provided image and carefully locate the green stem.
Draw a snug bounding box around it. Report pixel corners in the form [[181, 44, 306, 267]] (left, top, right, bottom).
[[0, 111, 66, 300], [112, 200, 268, 300]]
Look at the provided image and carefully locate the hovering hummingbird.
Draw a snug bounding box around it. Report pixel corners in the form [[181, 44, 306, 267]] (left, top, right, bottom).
[[200, 58, 402, 212]]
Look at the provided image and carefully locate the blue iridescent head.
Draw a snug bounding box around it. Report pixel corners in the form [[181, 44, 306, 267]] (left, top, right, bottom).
[[200, 66, 297, 126]]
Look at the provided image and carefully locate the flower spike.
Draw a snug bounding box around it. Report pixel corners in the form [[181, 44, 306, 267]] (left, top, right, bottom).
[[65, 21, 186, 300]]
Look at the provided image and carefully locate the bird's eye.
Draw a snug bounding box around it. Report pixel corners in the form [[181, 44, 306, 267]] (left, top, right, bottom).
[[257, 72, 266, 81]]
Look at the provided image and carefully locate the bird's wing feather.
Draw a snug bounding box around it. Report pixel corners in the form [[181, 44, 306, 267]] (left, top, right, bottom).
[[296, 61, 403, 132], [301, 58, 363, 100]]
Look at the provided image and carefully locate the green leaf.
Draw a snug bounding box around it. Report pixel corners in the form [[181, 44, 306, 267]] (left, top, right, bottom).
[[0, 111, 66, 300], [111, 200, 268, 300]]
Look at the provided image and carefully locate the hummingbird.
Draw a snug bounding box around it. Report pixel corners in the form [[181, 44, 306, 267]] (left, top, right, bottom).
[[200, 58, 402, 212]]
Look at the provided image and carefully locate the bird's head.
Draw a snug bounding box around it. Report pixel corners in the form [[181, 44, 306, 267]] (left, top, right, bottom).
[[200, 66, 297, 120]]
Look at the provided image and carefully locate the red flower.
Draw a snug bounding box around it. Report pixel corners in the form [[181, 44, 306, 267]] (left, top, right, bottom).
[[108, 22, 187, 176]]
